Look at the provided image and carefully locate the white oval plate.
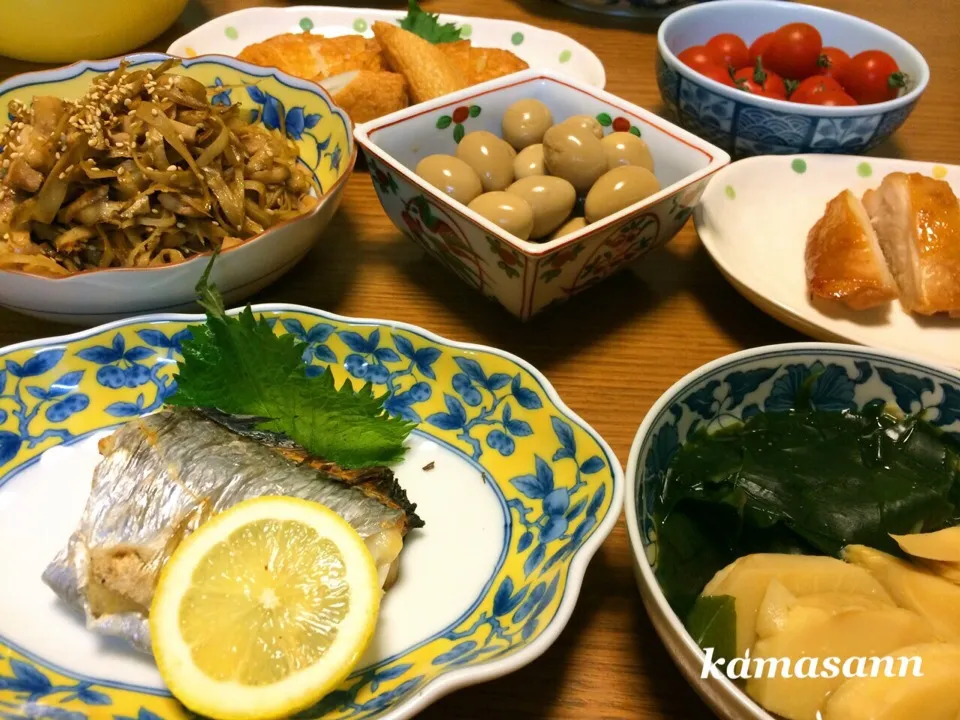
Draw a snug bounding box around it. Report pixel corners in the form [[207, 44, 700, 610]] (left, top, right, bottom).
[[168, 5, 606, 89], [695, 154, 960, 369]]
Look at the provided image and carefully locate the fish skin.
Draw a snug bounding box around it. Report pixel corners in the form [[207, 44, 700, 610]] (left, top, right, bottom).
[[196, 407, 424, 531], [42, 407, 420, 653]]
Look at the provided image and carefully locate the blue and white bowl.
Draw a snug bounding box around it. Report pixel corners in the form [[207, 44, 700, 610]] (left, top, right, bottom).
[[625, 342, 960, 720], [657, 0, 930, 158]]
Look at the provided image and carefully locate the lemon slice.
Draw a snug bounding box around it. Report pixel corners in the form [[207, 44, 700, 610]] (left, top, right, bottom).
[[151, 496, 382, 720]]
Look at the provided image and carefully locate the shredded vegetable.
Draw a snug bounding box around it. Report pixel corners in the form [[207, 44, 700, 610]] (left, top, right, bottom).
[[0, 60, 318, 276]]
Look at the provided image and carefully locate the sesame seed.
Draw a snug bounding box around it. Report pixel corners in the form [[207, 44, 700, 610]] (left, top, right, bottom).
[[2, 233, 9, 240], [166, 164, 177, 171], [58, 172, 66, 179], [176, 222, 185, 229], [151, 108, 158, 117]]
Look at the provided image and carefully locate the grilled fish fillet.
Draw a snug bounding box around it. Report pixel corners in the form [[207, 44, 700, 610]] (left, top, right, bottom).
[[237, 32, 384, 81], [806, 189, 899, 310], [42, 407, 422, 654], [864, 172, 960, 315]]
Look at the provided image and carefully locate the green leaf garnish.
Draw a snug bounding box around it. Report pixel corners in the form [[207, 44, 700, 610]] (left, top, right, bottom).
[[398, 0, 462, 44], [166, 256, 416, 468]]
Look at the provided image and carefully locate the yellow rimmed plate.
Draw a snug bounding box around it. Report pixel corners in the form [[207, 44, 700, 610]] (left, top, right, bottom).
[[0, 305, 622, 719]]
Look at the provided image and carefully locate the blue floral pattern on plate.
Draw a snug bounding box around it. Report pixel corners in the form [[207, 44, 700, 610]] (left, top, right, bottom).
[[203, 77, 342, 173]]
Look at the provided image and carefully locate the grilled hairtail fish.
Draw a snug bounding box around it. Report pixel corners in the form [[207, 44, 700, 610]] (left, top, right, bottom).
[[42, 407, 423, 654]]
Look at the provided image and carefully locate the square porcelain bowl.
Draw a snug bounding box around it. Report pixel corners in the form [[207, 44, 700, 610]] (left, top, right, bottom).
[[355, 69, 729, 320]]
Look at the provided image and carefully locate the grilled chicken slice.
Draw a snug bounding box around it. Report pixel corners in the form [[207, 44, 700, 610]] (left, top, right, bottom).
[[806, 189, 899, 310], [865, 172, 960, 316]]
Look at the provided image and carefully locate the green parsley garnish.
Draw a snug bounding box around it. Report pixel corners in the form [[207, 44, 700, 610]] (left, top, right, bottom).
[[166, 257, 416, 469], [398, 0, 462, 44]]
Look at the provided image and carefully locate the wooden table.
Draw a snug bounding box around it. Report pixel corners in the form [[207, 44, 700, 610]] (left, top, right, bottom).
[[2, 0, 958, 717]]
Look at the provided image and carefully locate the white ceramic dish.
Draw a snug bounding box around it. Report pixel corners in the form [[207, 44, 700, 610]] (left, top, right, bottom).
[[0, 53, 355, 325], [695, 154, 960, 368], [168, 5, 606, 90], [0, 305, 623, 720], [355, 69, 729, 320]]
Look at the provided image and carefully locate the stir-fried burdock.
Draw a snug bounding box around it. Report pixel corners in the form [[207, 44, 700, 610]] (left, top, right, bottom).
[[0, 59, 318, 276]]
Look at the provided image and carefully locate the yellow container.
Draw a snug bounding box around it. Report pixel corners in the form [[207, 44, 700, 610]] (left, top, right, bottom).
[[0, 0, 188, 63]]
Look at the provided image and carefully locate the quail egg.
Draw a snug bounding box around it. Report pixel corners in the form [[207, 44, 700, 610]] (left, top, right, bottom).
[[414, 154, 483, 205], [468, 191, 535, 240], [584, 165, 661, 223], [455, 130, 516, 192], [505, 175, 576, 239], [501, 98, 554, 150], [542, 124, 607, 194]]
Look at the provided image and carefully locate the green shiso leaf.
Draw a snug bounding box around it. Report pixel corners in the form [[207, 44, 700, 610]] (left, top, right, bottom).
[[166, 254, 416, 468], [398, 0, 462, 43]]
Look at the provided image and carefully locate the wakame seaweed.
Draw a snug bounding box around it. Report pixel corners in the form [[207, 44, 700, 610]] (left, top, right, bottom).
[[654, 405, 960, 617]]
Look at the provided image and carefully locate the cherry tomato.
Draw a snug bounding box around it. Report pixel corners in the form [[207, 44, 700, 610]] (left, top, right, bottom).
[[818, 47, 850, 78], [733, 60, 788, 99], [764, 22, 823, 79], [677, 45, 726, 72], [706, 33, 749, 70], [698, 63, 736, 87], [747, 32, 775, 66], [789, 75, 844, 103], [805, 88, 857, 106], [835, 50, 907, 104]]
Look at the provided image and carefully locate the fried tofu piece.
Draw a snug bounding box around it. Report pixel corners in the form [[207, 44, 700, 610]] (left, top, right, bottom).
[[318, 70, 409, 124], [437, 40, 529, 85], [237, 32, 383, 81], [372, 21, 466, 103]]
